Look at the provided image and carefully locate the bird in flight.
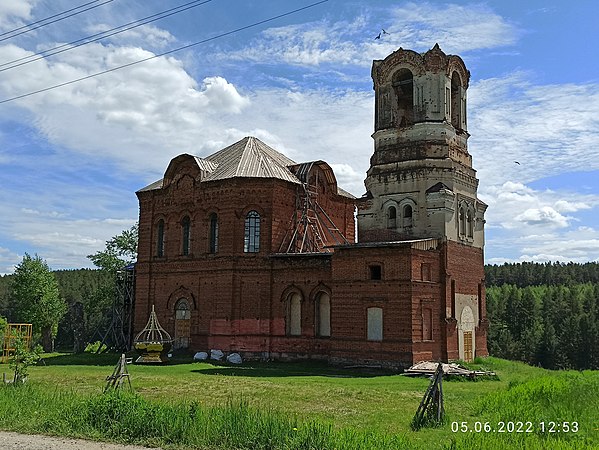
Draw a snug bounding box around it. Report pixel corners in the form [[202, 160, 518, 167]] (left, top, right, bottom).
[[514, 161, 521, 165], [375, 29, 390, 40]]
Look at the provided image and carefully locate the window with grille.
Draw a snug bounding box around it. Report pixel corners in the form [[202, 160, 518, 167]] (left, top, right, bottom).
[[181, 216, 191, 255], [209, 213, 219, 253], [244, 211, 260, 253]]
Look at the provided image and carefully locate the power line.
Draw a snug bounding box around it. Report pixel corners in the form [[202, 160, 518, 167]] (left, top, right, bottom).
[[0, 0, 214, 73], [0, 0, 106, 38], [0, 0, 329, 105], [0, 0, 114, 43]]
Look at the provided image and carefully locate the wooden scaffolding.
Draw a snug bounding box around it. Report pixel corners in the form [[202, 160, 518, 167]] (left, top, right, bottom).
[[279, 162, 349, 253], [94, 264, 135, 353]]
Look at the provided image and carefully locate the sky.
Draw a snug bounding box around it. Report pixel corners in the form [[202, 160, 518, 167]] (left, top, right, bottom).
[[0, 0, 598, 274]]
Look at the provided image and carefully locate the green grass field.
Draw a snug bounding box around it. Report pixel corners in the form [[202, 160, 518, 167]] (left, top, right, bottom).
[[0, 354, 597, 449]]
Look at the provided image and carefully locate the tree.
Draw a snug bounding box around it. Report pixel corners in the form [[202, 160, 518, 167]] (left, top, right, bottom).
[[0, 315, 7, 348], [84, 224, 138, 351], [10, 254, 67, 352], [88, 223, 138, 272]]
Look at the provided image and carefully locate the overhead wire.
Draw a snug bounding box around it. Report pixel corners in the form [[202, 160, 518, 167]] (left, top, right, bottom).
[[0, 0, 330, 105], [0, 0, 107, 38], [0, 0, 114, 43], [0, 0, 214, 73]]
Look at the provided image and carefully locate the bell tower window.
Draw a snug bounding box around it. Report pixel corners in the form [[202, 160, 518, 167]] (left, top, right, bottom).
[[459, 207, 466, 237], [392, 69, 414, 127], [387, 206, 397, 229], [451, 72, 462, 129], [467, 210, 474, 238], [403, 205, 413, 228]]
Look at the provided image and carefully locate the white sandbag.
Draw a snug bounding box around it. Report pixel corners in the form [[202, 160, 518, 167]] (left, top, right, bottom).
[[227, 353, 242, 364], [193, 351, 208, 361], [210, 349, 224, 360]]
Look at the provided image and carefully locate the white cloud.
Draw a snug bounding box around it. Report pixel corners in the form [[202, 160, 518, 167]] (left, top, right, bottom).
[[84, 23, 176, 49], [514, 207, 570, 228], [469, 74, 599, 186], [553, 200, 591, 213], [0, 0, 35, 30], [482, 182, 599, 229], [0, 41, 251, 173], [227, 2, 518, 67]]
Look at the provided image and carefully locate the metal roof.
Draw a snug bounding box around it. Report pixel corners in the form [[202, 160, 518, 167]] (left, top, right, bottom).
[[203, 136, 300, 184], [137, 136, 356, 199]]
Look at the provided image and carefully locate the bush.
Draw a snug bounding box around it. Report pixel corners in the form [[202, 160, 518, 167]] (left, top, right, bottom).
[[9, 333, 40, 383]]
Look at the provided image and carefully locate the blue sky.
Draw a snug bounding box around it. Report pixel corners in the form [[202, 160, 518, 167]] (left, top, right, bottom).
[[1, 0, 598, 273]]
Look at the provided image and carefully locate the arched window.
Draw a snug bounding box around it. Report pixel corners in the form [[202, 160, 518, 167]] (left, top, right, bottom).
[[467, 210, 474, 238], [286, 292, 302, 336], [451, 72, 462, 129], [209, 213, 219, 253], [181, 216, 191, 256], [392, 69, 414, 127], [174, 298, 191, 349], [387, 206, 397, 229], [315, 292, 331, 337], [459, 207, 465, 236], [403, 205, 413, 228], [367, 307, 383, 341], [244, 210, 260, 253], [156, 219, 164, 257]]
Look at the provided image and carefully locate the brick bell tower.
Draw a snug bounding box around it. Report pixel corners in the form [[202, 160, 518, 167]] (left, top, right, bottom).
[[357, 44, 488, 361]]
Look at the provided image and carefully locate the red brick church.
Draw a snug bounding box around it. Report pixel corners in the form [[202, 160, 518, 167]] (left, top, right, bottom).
[[134, 45, 488, 368]]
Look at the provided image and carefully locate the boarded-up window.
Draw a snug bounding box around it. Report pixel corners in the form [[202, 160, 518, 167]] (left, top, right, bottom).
[[367, 307, 383, 341], [287, 293, 301, 336], [316, 292, 331, 337], [422, 307, 433, 341], [421, 263, 431, 281]]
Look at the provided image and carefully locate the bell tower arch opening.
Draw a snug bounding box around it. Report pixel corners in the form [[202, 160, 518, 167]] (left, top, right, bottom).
[[392, 69, 414, 128], [360, 45, 486, 247], [451, 71, 462, 130]]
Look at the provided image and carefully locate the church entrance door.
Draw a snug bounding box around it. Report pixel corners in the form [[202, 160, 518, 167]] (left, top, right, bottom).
[[174, 298, 191, 349]]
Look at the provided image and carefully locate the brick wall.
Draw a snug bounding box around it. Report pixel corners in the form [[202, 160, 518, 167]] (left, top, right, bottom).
[[134, 155, 486, 367]]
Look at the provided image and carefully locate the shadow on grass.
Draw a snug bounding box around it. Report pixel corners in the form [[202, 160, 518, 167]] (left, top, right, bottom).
[[41, 351, 197, 367], [39, 353, 400, 379], [191, 361, 397, 378]]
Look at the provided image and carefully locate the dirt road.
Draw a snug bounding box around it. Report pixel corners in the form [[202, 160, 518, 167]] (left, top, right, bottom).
[[0, 431, 162, 450]]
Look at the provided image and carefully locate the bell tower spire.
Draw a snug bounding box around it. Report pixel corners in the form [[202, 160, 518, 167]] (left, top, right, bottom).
[[358, 44, 486, 248]]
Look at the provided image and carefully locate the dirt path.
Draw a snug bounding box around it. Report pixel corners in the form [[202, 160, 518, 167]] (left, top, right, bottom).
[[0, 431, 162, 450]]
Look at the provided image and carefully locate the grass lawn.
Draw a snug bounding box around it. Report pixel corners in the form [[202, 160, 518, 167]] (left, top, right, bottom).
[[1, 353, 597, 449]]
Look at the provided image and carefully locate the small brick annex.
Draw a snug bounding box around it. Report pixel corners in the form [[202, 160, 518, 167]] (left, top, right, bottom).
[[134, 45, 489, 368]]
